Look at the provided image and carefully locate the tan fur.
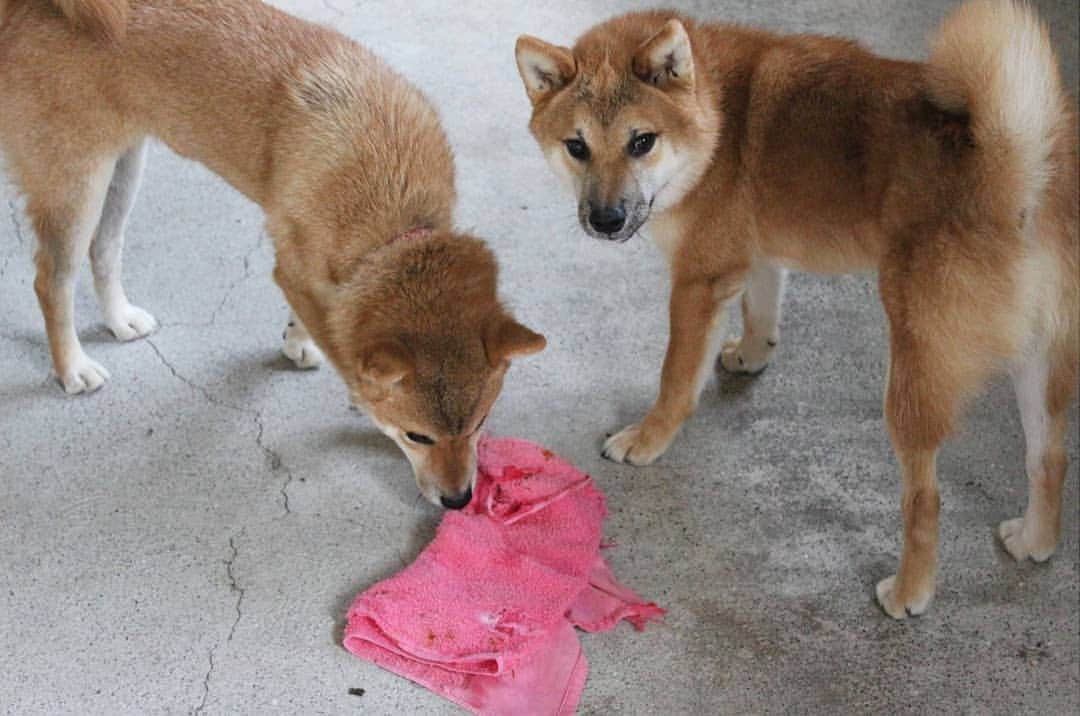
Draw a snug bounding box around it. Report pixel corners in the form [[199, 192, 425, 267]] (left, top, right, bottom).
[[0, 0, 544, 506], [50, 0, 128, 41], [517, 0, 1077, 615]]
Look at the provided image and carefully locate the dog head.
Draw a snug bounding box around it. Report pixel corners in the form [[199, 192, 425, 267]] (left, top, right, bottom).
[[516, 14, 718, 241], [330, 234, 545, 509]]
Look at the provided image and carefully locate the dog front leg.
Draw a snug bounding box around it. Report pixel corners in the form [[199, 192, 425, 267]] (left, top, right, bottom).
[[720, 260, 786, 374], [602, 277, 736, 465], [271, 259, 325, 370]]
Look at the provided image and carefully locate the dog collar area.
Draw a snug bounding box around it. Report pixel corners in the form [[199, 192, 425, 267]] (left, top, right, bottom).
[[390, 226, 434, 245]]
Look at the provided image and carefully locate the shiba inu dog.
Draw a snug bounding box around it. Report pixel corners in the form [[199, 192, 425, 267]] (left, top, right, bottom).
[[0, 0, 546, 508], [516, 0, 1077, 616]]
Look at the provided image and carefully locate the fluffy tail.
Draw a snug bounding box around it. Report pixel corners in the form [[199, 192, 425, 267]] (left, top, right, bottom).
[[927, 0, 1064, 219], [50, 0, 129, 41]]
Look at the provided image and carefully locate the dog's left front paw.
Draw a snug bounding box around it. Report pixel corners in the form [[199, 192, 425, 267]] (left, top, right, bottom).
[[283, 336, 323, 369], [106, 303, 158, 342], [601, 419, 675, 466], [999, 517, 1056, 562], [718, 336, 772, 374], [282, 323, 323, 369], [875, 575, 934, 619]]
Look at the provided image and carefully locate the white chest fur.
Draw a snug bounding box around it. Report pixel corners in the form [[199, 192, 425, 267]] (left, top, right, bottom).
[[646, 211, 682, 262]]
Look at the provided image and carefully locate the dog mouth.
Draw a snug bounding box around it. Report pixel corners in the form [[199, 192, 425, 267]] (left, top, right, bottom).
[[417, 479, 475, 510], [583, 225, 638, 243]]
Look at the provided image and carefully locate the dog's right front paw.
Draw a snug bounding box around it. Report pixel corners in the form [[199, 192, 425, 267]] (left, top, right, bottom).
[[58, 353, 111, 395], [718, 336, 772, 374]]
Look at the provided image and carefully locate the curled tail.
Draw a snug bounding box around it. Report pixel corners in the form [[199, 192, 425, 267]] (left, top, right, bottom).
[[927, 0, 1065, 219], [50, 0, 129, 41]]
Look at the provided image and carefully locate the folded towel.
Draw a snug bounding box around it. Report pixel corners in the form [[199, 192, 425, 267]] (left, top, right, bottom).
[[343, 436, 663, 715]]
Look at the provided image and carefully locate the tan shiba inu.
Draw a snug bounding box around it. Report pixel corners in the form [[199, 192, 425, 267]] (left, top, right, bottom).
[[516, 0, 1077, 616], [0, 0, 546, 508]]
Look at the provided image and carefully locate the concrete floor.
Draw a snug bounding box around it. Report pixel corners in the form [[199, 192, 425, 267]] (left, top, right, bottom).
[[2, 1, 1078, 713]]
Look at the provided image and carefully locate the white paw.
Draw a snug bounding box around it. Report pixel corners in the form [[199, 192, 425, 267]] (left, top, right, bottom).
[[282, 331, 323, 369], [875, 574, 933, 620], [719, 336, 773, 374], [999, 517, 1055, 562], [59, 353, 111, 394], [106, 303, 158, 342], [601, 421, 673, 466]]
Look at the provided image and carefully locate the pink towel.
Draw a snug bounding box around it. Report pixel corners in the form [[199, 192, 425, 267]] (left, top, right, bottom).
[[343, 436, 664, 715]]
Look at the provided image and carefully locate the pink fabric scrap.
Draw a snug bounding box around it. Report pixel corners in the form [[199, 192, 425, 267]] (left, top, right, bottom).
[[343, 436, 664, 715]]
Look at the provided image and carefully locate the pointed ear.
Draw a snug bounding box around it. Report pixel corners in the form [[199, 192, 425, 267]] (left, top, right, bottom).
[[485, 319, 546, 366], [632, 19, 694, 91], [357, 339, 413, 387], [515, 35, 576, 105]]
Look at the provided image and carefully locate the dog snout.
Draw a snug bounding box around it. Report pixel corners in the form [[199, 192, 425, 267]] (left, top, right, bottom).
[[439, 485, 473, 510], [588, 205, 626, 236]]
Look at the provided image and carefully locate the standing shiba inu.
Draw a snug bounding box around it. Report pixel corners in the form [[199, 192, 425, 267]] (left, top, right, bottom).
[[0, 0, 546, 508], [516, 0, 1077, 616]]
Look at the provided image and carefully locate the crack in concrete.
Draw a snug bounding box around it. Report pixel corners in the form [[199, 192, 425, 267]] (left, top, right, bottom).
[[207, 232, 264, 327], [225, 533, 246, 643], [194, 530, 246, 715], [162, 319, 248, 329], [254, 406, 295, 516], [194, 650, 214, 715], [321, 0, 345, 19], [145, 338, 299, 712], [145, 337, 294, 516], [145, 338, 242, 412]]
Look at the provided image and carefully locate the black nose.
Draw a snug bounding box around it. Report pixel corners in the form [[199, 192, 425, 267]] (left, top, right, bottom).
[[439, 486, 472, 510], [588, 206, 626, 235]]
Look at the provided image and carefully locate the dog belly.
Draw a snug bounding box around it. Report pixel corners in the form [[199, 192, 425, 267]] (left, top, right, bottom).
[[758, 221, 883, 275]]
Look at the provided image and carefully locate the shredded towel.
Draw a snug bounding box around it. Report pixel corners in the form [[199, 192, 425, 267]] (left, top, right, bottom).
[[343, 436, 664, 715]]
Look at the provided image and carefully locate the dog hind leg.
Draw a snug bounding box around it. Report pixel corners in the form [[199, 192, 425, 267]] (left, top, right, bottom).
[[875, 445, 941, 619], [874, 246, 998, 618], [999, 337, 1073, 561], [90, 139, 158, 341], [30, 156, 118, 393]]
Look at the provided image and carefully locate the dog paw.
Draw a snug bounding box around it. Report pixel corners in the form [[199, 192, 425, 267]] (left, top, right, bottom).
[[875, 575, 933, 620], [718, 337, 772, 374], [601, 420, 674, 465], [106, 303, 158, 342], [999, 517, 1055, 562], [282, 332, 323, 369], [58, 353, 111, 394]]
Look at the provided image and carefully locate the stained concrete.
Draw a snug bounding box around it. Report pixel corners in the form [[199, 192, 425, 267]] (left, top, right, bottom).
[[1, 1, 1077, 713]]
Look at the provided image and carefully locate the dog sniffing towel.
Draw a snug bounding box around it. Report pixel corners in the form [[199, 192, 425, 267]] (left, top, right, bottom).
[[343, 436, 664, 715]]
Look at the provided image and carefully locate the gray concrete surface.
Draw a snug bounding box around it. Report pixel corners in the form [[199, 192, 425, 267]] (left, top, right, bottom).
[[1, 1, 1078, 713]]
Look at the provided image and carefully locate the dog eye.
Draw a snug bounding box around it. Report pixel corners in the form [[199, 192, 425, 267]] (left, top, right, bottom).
[[628, 133, 657, 157], [564, 138, 590, 161], [405, 431, 435, 445]]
